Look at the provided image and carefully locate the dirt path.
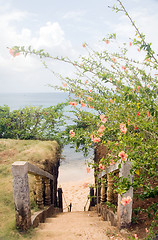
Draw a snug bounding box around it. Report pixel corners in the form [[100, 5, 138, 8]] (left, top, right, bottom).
[[35, 211, 127, 240]]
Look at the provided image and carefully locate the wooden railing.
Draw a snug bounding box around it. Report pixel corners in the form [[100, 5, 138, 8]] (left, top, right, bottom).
[[12, 161, 63, 231], [96, 160, 133, 228]]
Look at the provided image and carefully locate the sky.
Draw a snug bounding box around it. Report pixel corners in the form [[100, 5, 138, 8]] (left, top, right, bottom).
[[0, 0, 158, 93]]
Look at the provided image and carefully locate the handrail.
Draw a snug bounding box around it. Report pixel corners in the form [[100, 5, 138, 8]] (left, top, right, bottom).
[[12, 161, 58, 231], [84, 197, 89, 211], [12, 161, 54, 180], [97, 160, 121, 179], [96, 160, 133, 229], [62, 190, 71, 211]]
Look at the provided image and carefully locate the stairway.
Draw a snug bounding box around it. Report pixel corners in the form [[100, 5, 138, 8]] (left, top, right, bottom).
[[35, 211, 114, 240]]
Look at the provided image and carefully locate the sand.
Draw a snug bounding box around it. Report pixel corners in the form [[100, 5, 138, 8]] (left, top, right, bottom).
[[59, 176, 94, 212], [58, 156, 94, 212]]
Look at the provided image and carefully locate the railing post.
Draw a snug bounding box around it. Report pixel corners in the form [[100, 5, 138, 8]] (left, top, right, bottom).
[[101, 176, 106, 204], [58, 187, 63, 211], [12, 162, 32, 231], [107, 173, 114, 203], [44, 178, 51, 206], [90, 187, 95, 207], [117, 161, 133, 228], [35, 176, 44, 209]]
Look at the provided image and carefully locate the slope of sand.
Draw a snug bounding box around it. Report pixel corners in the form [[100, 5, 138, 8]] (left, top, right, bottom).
[[58, 153, 94, 212]]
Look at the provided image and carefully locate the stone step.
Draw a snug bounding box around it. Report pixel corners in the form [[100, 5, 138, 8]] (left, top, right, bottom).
[[35, 211, 110, 240]]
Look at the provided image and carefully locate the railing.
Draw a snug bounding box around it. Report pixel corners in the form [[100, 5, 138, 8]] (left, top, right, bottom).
[[96, 160, 133, 229], [12, 161, 63, 231]]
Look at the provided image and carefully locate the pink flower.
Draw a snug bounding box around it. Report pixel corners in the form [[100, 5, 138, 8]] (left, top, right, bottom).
[[112, 57, 116, 63], [137, 48, 140, 52], [120, 123, 127, 134], [85, 80, 88, 84], [62, 82, 67, 87], [122, 66, 127, 70], [86, 167, 90, 173], [98, 125, 105, 133], [134, 234, 138, 240], [98, 133, 103, 137], [69, 101, 77, 106], [90, 105, 94, 109], [129, 42, 132, 46], [118, 151, 128, 161], [137, 86, 140, 92], [137, 112, 139, 116], [145, 228, 149, 233], [100, 114, 107, 123], [81, 100, 85, 107], [89, 89, 92, 93], [93, 137, 101, 143], [91, 134, 101, 143], [70, 130, 75, 137], [9, 49, 20, 57], [110, 99, 113, 103], [105, 39, 110, 44], [121, 196, 132, 206], [147, 111, 150, 117], [90, 134, 94, 142], [88, 96, 93, 101], [99, 163, 105, 170], [109, 78, 112, 82], [82, 43, 86, 47]]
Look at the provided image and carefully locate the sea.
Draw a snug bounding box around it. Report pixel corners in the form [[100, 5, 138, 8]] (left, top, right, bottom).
[[0, 92, 93, 183]]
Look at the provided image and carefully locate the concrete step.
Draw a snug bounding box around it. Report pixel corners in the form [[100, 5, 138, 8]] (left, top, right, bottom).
[[35, 211, 110, 240]]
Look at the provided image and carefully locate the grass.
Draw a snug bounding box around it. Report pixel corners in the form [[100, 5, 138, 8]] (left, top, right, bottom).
[[0, 139, 59, 240]]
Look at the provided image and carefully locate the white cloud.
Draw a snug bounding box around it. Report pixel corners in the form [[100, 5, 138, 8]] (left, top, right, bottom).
[[0, 7, 79, 93], [31, 22, 66, 49]]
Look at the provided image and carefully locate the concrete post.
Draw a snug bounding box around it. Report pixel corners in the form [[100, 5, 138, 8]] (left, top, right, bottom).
[[35, 176, 44, 209], [58, 188, 63, 211], [44, 178, 51, 206], [117, 161, 133, 229], [12, 161, 32, 231], [90, 187, 95, 207], [101, 177, 106, 204], [107, 174, 114, 203]]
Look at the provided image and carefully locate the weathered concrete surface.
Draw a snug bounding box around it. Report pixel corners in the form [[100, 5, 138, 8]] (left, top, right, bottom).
[[97, 203, 117, 226], [117, 161, 133, 229], [12, 162, 32, 230], [35, 211, 120, 240], [12, 161, 54, 180], [12, 140, 61, 231]]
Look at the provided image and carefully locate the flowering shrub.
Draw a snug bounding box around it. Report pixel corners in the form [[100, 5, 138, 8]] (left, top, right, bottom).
[[11, 0, 158, 235]]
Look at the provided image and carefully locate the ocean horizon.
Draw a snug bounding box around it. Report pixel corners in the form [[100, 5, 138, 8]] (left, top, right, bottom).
[[0, 92, 69, 111]]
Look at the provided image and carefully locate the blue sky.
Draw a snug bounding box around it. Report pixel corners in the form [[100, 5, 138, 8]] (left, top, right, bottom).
[[0, 0, 158, 93]]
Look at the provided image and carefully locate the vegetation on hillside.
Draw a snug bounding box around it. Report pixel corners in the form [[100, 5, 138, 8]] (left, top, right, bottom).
[[0, 139, 59, 240]]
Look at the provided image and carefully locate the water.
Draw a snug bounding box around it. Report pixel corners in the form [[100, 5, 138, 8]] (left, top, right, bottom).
[[0, 92, 93, 182], [0, 92, 68, 111]]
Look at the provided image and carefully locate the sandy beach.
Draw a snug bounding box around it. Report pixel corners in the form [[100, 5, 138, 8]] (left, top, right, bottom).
[[58, 149, 94, 212]]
